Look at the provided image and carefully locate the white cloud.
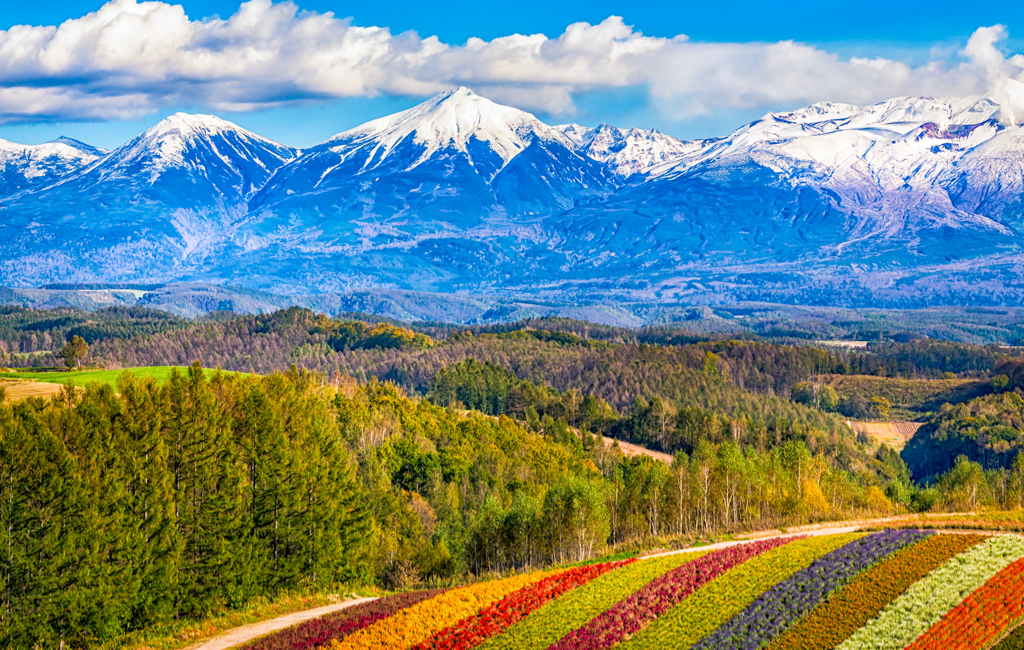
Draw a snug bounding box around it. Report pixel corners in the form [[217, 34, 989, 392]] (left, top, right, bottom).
[[0, 0, 1022, 123]]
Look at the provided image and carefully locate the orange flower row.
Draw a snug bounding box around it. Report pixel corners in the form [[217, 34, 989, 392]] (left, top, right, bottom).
[[908, 556, 1024, 650], [411, 560, 633, 650], [329, 569, 558, 650], [766, 534, 988, 650]]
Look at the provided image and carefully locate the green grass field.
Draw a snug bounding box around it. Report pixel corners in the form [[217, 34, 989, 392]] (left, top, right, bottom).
[[0, 366, 235, 390]]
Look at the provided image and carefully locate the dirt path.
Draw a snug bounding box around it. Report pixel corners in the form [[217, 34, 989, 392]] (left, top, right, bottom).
[[185, 597, 376, 650], [643, 512, 992, 559], [642, 524, 870, 559]]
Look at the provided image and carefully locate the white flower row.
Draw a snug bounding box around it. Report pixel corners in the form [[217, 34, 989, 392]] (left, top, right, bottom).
[[837, 534, 1024, 650]]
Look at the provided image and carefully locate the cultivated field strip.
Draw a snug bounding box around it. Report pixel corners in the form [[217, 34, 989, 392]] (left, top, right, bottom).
[[766, 533, 988, 650], [836, 534, 1024, 650], [247, 531, 1024, 650]]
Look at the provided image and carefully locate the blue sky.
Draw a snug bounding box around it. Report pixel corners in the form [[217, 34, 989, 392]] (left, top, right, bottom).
[[1, 0, 1023, 149]]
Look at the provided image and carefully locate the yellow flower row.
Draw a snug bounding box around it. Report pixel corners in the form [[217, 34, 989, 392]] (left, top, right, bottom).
[[330, 569, 560, 650]]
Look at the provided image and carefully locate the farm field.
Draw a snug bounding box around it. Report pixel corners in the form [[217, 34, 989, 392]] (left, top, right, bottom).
[[0, 366, 236, 391], [243, 530, 1024, 650], [0, 378, 69, 400]]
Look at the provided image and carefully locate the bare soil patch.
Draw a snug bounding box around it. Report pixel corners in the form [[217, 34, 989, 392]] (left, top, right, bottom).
[[847, 420, 922, 450], [601, 435, 674, 464]]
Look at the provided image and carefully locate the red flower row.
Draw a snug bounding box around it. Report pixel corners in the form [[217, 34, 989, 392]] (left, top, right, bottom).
[[410, 560, 634, 650], [907, 556, 1024, 650]]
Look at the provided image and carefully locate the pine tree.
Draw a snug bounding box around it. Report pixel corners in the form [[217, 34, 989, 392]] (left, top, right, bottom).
[[116, 372, 180, 629], [0, 402, 89, 648], [166, 363, 245, 617]]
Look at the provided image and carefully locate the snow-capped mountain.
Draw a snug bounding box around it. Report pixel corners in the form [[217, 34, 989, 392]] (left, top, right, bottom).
[[3, 88, 1024, 306], [53, 113, 300, 205], [249, 88, 617, 232], [552, 93, 1024, 274], [556, 123, 699, 177], [0, 137, 105, 194], [0, 114, 299, 284]]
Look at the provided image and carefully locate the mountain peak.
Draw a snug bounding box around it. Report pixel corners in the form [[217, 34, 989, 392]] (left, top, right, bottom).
[[143, 112, 242, 139], [553, 122, 695, 177], [329, 87, 556, 166], [0, 134, 107, 190], [106, 112, 296, 172], [49, 136, 108, 157]]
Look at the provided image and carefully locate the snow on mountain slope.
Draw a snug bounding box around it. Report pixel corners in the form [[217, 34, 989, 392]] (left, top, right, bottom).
[[0, 137, 105, 193], [555, 123, 699, 176], [635, 95, 1024, 238], [661, 96, 1008, 180], [57, 113, 300, 201], [323, 87, 571, 169], [0, 113, 301, 275], [3, 88, 1024, 302], [551, 93, 1024, 271], [249, 88, 616, 227]]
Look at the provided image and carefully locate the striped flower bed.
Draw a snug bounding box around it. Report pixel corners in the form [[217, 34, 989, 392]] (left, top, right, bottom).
[[620, 533, 863, 650], [251, 531, 1024, 650], [411, 560, 631, 650], [329, 569, 559, 650], [836, 534, 1024, 650], [548, 537, 796, 650], [766, 533, 987, 650], [477, 551, 713, 650], [694, 529, 930, 650], [908, 555, 1024, 650]]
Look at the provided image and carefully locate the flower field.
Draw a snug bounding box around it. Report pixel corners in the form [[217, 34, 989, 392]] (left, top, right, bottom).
[[619, 532, 863, 650], [476, 549, 714, 650], [550, 536, 792, 650], [412, 560, 631, 650], [767, 533, 988, 650], [253, 530, 1024, 650]]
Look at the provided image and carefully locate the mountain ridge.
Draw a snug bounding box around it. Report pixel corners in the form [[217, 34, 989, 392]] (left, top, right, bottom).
[[2, 89, 1024, 307]]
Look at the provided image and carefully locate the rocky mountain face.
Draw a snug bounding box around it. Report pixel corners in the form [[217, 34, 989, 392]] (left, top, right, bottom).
[[2, 87, 1024, 306]]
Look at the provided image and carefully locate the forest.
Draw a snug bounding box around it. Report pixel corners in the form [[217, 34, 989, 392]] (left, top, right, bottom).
[[4, 306, 1024, 646]]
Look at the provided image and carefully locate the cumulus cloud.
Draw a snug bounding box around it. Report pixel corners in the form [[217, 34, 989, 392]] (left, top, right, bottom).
[[0, 0, 1023, 123]]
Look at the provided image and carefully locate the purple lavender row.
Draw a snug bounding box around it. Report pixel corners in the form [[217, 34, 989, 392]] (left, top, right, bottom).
[[692, 529, 933, 650]]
